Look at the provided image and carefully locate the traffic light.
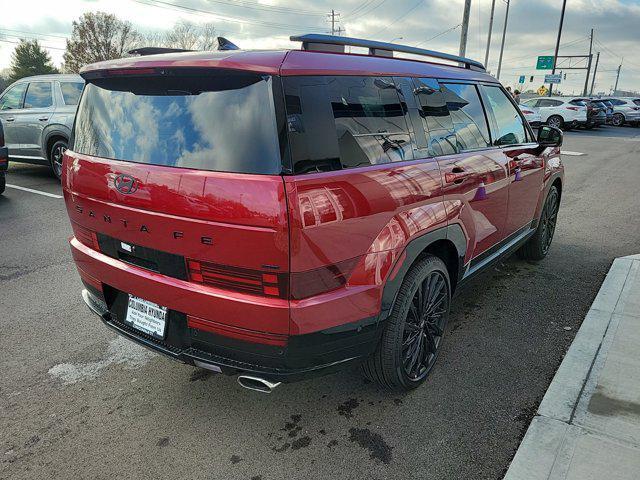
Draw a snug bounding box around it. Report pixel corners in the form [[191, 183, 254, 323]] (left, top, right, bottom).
[[530, 76, 534, 82]]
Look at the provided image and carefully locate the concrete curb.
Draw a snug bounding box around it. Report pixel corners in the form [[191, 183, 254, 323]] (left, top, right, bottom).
[[504, 255, 639, 480]]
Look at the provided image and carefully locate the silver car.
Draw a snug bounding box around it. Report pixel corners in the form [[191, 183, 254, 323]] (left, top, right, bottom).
[[605, 97, 640, 127], [0, 74, 84, 179]]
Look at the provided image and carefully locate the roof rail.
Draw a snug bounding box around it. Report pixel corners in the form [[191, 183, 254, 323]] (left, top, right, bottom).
[[128, 47, 193, 56], [289, 34, 486, 71]]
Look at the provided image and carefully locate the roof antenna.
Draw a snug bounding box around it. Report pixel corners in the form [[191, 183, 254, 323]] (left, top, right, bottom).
[[217, 37, 240, 51]]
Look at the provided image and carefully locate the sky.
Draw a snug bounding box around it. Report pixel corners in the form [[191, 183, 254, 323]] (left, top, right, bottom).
[[2, 0, 640, 95]]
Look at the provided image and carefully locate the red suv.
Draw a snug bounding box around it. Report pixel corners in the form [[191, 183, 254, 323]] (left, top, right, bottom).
[[64, 35, 564, 393]]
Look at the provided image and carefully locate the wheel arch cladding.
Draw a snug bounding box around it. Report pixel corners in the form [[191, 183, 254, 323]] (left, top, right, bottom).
[[378, 224, 466, 322]]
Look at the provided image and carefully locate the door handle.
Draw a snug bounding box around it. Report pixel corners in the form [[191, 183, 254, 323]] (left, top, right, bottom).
[[445, 167, 471, 184], [38, 117, 49, 121], [5, 117, 15, 122]]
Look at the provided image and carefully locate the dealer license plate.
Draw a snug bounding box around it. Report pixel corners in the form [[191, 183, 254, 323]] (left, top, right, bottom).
[[125, 295, 168, 339]]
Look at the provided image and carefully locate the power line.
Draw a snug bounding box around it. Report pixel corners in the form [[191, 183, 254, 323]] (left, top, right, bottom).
[[132, 0, 324, 33], [0, 38, 66, 51], [344, 0, 389, 21], [414, 24, 462, 47], [370, 0, 425, 37], [200, 0, 325, 16]]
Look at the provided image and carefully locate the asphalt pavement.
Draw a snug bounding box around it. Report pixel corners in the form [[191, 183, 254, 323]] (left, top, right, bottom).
[[1, 126, 640, 480]]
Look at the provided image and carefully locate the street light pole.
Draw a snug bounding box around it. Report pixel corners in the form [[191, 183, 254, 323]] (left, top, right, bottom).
[[583, 28, 594, 96], [459, 0, 472, 57], [589, 51, 600, 96], [496, 0, 510, 80], [548, 0, 567, 96], [484, 0, 496, 68], [614, 61, 623, 94]]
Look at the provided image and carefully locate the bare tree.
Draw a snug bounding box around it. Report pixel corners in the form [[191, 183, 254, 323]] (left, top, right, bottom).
[[63, 12, 140, 72], [162, 21, 217, 51]]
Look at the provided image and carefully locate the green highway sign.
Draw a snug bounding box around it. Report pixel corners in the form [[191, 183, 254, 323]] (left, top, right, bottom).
[[536, 56, 555, 70]]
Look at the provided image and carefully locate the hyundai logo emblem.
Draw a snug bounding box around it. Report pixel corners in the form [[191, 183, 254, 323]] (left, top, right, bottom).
[[114, 174, 138, 194]]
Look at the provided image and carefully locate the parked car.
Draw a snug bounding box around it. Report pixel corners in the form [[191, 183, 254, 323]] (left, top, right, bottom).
[[0, 74, 84, 179], [566, 97, 606, 129], [605, 98, 640, 127], [591, 99, 614, 124], [65, 35, 564, 393], [519, 104, 542, 127], [0, 120, 7, 194], [520, 97, 587, 130]]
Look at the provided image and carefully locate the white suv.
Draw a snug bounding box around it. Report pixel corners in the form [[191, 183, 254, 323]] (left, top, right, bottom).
[[520, 97, 587, 130], [605, 98, 640, 127]]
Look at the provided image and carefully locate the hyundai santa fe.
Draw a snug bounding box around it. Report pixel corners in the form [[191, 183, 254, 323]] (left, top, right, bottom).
[[63, 34, 564, 393]]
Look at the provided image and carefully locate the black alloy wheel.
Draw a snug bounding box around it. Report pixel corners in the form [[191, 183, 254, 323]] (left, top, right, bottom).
[[362, 255, 451, 391], [402, 270, 449, 381], [539, 187, 560, 256], [517, 185, 561, 261], [50, 140, 67, 180]]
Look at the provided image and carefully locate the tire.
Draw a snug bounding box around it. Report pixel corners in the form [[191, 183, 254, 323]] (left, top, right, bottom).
[[362, 255, 450, 391], [612, 113, 625, 127], [547, 115, 564, 130], [517, 185, 560, 261], [0, 174, 5, 195], [49, 139, 67, 180]]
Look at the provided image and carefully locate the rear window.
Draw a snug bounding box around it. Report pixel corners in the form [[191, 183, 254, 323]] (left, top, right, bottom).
[[73, 71, 282, 174], [60, 82, 84, 105]]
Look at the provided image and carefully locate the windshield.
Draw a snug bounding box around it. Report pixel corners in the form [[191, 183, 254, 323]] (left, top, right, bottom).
[[73, 71, 283, 174]]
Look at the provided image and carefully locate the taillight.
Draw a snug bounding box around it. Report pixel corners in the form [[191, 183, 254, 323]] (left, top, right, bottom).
[[290, 257, 360, 300], [566, 106, 580, 111], [187, 259, 288, 299], [71, 222, 100, 251], [521, 110, 534, 115]]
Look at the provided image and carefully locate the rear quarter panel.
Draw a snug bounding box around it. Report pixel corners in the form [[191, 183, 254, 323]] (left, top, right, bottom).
[[285, 158, 448, 334]]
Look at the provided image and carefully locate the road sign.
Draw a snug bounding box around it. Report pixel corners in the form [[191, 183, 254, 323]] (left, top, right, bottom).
[[536, 56, 555, 70], [537, 85, 549, 96], [544, 74, 562, 84], [518, 75, 526, 84]]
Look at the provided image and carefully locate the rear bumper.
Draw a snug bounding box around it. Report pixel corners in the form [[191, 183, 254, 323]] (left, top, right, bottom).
[[72, 238, 382, 383], [82, 287, 379, 382]]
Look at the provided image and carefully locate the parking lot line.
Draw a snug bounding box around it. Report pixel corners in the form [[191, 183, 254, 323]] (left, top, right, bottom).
[[6, 184, 63, 199]]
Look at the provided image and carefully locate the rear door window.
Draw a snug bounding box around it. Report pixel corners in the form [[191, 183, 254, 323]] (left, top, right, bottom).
[[73, 71, 282, 174], [413, 78, 457, 156], [481, 85, 528, 146], [0, 83, 27, 110], [24, 82, 53, 109], [440, 83, 491, 151], [327, 76, 412, 168], [283, 76, 413, 174], [60, 82, 84, 105]]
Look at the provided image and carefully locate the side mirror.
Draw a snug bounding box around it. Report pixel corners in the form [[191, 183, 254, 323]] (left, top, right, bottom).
[[537, 125, 563, 148]]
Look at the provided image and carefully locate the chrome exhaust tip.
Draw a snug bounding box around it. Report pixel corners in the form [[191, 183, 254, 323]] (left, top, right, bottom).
[[237, 375, 281, 394]]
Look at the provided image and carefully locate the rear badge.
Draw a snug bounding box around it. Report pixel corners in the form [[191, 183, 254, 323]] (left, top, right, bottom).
[[120, 242, 134, 252], [114, 173, 138, 194]]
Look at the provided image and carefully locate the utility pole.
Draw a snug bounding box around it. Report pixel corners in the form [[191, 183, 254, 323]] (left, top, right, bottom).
[[459, 0, 472, 57], [328, 9, 340, 35], [484, 0, 496, 68], [589, 51, 600, 96], [548, 0, 567, 96], [583, 28, 594, 96], [496, 0, 510, 80], [614, 60, 623, 94]]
